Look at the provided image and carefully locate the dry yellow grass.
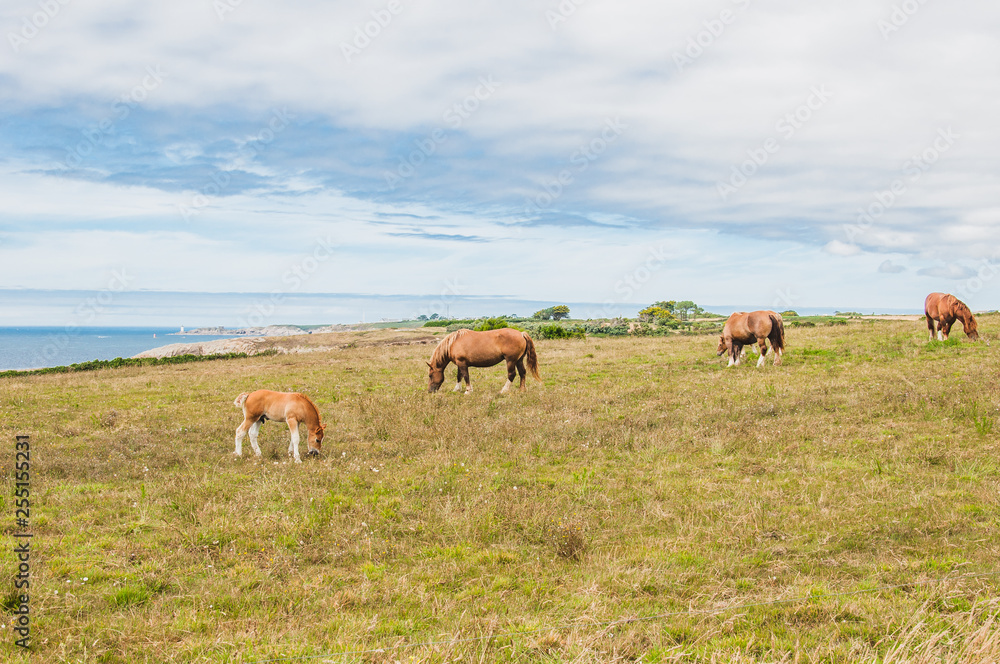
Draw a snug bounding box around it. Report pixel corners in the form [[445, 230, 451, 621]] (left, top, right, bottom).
[[1, 318, 998, 662]]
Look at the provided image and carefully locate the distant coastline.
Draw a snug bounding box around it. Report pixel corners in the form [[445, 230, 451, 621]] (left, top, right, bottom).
[[169, 322, 398, 337], [170, 325, 309, 337]]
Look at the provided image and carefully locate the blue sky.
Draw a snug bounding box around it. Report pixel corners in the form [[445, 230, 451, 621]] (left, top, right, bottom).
[[1, 0, 999, 324]]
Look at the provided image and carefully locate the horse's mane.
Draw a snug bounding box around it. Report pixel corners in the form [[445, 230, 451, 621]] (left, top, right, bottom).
[[430, 329, 471, 366], [955, 299, 978, 329]]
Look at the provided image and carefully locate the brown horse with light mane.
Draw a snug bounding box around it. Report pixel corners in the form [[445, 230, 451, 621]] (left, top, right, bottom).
[[717, 310, 785, 367], [233, 390, 325, 462], [427, 328, 540, 394], [924, 292, 980, 342]]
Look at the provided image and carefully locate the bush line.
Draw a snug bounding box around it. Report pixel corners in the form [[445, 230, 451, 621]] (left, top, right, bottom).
[[0, 350, 277, 379]]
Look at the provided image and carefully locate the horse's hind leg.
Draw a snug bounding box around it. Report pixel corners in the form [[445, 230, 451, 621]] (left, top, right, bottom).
[[286, 417, 302, 463], [515, 358, 527, 391], [248, 419, 263, 457], [461, 365, 473, 394], [756, 339, 768, 368], [234, 418, 253, 456], [501, 359, 517, 394], [926, 315, 936, 341]]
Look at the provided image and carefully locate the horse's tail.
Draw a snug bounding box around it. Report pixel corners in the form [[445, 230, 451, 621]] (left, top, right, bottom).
[[234, 392, 250, 408], [522, 332, 541, 380], [768, 313, 785, 353]]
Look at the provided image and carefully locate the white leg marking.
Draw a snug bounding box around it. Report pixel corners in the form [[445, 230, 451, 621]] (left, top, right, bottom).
[[290, 428, 301, 463], [465, 384, 473, 394], [249, 421, 262, 457], [727, 355, 735, 367], [500, 379, 512, 394], [756, 353, 766, 368], [937, 330, 943, 341], [453, 382, 462, 392], [234, 428, 246, 456]]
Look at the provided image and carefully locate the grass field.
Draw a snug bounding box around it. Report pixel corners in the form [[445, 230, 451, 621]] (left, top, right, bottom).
[[2, 317, 999, 662]]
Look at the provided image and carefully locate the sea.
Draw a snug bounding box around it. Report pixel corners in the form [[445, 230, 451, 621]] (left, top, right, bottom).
[[0, 327, 239, 372]]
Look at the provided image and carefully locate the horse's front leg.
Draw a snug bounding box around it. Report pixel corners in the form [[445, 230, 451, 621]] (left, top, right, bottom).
[[732, 343, 743, 366], [286, 417, 302, 463], [501, 359, 517, 394], [942, 319, 953, 341], [452, 365, 463, 392], [756, 338, 768, 368]]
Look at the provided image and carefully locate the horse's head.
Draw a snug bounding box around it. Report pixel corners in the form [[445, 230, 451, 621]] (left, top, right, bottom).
[[427, 362, 445, 392], [716, 336, 728, 356], [308, 423, 325, 456], [963, 315, 980, 341]]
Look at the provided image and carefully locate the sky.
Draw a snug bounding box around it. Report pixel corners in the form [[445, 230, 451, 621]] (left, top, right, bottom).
[[1, 0, 998, 325]]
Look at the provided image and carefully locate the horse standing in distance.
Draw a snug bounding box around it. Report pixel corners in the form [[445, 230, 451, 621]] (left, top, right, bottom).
[[427, 328, 540, 394], [924, 292, 980, 342], [717, 310, 786, 367], [233, 390, 325, 463]]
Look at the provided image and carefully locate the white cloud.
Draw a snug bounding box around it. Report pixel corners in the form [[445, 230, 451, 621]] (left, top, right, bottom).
[[823, 240, 861, 257]]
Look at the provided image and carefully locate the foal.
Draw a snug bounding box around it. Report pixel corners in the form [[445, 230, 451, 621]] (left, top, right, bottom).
[[233, 390, 325, 463]]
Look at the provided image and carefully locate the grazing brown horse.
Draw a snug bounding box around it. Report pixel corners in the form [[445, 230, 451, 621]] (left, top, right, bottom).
[[427, 328, 540, 394], [924, 292, 980, 341], [233, 390, 325, 462], [717, 310, 785, 367]]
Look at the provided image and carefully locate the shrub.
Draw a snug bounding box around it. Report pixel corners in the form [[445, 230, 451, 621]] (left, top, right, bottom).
[[474, 317, 510, 332], [535, 324, 585, 340], [582, 319, 631, 336], [423, 319, 476, 328]]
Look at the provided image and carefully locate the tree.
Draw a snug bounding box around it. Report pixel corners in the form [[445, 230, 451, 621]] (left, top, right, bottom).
[[532, 308, 553, 320], [429, 313, 440, 320], [638, 305, 679, 327], [551, 305, 570, 320], [674, 300, 698, 320], [417, 314, 428, 321]]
